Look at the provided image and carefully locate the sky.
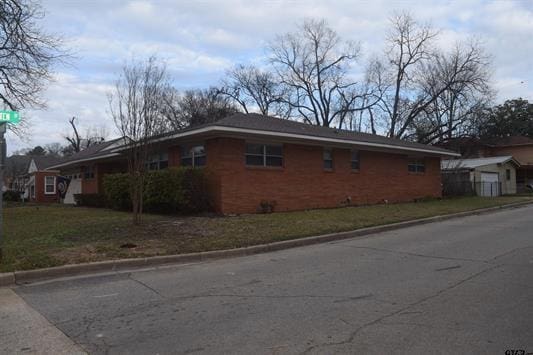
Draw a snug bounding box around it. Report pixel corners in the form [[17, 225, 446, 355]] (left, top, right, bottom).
[[6, 0, 533, 154]]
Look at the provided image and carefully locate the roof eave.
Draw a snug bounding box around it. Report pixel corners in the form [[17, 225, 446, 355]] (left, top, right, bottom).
[[152, 125, 460, 158], [46, 152, 122, 170]]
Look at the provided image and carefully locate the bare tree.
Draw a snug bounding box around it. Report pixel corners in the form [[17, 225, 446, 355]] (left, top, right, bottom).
[[44, 142, 63, 157], [162, 87, 239, 130], [63, 116, 107, 155], [108, 57, 170, 225], [269, 19, 374, 128], [371, 13, 492, 141], [220, 64, 291, 118], [383, 12, 438, 137], [410, 41, 492, 143], [0, 0, 65, 134]]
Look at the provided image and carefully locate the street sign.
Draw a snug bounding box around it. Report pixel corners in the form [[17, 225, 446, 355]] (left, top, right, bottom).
[[0, 110, 20, 124]]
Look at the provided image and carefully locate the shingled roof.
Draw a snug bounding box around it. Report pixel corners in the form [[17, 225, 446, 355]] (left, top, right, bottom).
[[32, 155, 62, 170], [162, 113, 458, 156], [46, 138, 123, 170], [48, 113, 458, 170]]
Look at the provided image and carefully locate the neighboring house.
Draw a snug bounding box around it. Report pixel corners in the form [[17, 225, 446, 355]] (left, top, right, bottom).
[[46, 138, 126, 204], [482, 136, 533, 191], [438, 136, 533, 192], [25, 156, 61, 202], [4, 155, 31, 193], [47, 113, 458, 214], [441, 156, 520, 197]]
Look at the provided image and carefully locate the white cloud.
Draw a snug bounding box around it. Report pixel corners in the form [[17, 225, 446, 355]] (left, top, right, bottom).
[[6, 74, 117, 154], [7, 0, 532, 153]]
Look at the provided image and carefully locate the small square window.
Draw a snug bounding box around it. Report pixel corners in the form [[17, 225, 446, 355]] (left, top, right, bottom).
[[408, 159, 425, 173], [146, 152, 169, 170], [84, 166, 95, 179], [181, 144, 206, 168]]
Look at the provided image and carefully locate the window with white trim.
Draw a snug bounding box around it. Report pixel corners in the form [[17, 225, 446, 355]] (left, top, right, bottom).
[[181, 145, 206, 167], [323, 148, 333, 170], [351, 150, 360, 170], [147, 152, 169, 170], [245, 143, 283, 167], [408, 159, 425, 173], [45, 176, 56, 195]]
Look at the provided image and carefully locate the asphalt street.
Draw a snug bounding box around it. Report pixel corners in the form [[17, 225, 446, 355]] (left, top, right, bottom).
[[7, 205, 533, 354]]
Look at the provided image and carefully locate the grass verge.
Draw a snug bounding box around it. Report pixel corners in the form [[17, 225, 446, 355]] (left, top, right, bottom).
[[2, 196, 532, 272]]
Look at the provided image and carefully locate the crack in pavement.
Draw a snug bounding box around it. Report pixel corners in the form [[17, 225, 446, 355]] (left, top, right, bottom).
[[127, 274, 166, 298], [335, 244, 489, 263], [300, 263, 499, 354]]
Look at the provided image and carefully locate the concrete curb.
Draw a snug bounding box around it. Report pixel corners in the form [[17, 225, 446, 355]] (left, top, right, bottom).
[[1, 200, 532, 287]]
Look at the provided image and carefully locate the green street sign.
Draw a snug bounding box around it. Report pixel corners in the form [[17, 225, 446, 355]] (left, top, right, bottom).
[[0, 110, 20, 124]]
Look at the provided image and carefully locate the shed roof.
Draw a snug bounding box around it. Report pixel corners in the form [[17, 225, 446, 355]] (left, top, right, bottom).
[[441, 156, 520, 170]]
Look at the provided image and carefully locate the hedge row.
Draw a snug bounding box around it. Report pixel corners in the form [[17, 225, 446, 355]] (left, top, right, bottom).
[[75, 167, 213, 214]]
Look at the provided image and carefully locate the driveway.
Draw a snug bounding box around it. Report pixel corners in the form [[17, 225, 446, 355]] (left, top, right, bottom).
[[5, 205, 533, 354]]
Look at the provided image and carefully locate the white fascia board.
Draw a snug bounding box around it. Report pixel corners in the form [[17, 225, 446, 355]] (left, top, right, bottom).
[[154, 125, 461, 157], [46, 152, 121, 170]]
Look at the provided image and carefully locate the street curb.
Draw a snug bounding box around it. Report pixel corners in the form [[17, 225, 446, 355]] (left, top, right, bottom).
[[1, 200, 532, 287]]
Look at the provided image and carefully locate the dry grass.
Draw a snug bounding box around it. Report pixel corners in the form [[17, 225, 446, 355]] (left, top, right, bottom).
[[2, 196, 531, 272]]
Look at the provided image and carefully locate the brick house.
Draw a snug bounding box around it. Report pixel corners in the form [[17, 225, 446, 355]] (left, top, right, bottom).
[[47, 114, 458, 214], [24, 156, 61, 203]]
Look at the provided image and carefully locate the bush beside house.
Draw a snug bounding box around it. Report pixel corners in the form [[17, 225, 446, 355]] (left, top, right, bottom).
[[81, 167, 214, 214]]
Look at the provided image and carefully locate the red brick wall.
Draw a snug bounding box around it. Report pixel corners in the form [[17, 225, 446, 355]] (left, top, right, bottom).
[[168, 146, 181, 167], [81, 164, 98, 194], [79, 161, 128, 195], [32, 171, 60, 203], [205, 137, 442, 214]]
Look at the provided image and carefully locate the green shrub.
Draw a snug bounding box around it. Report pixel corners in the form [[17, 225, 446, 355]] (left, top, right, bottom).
[[143, 168, 186, 213], [73, 193, 107, 207], [103, 173, 132, 210], [102, 167, 213, 214], [182, 168, 214, 213], [3, 190, 21, 202]]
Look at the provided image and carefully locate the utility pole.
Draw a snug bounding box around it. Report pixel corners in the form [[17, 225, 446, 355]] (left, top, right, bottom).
[[0, 122, 5, 262], [0, 110, 19, 263]]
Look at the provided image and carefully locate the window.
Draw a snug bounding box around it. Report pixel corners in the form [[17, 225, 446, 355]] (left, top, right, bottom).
[[147, 152, 169, 170], [30, 185, 35, 199], [323, 149, 333, 170], [245, 143, 283, 167], [408, 159, 425, 173], [506, 169, 511, 181], [351, 150, 360, 170], [45, 176, 56, 195], [181, 145, 206, 167], [83, 166, 95, 179]]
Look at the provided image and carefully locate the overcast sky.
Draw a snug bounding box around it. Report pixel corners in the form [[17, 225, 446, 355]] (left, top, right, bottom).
[[7, 0, 533, 154]]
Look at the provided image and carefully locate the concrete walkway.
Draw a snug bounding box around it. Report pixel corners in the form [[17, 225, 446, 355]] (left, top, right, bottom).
[[0, 288, 86, 354]]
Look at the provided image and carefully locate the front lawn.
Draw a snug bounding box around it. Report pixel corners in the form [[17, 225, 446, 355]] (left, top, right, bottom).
[[2, 196, 531, 272]]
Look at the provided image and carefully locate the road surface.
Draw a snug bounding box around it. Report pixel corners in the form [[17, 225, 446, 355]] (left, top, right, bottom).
[[5, 205, 533, 354]]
